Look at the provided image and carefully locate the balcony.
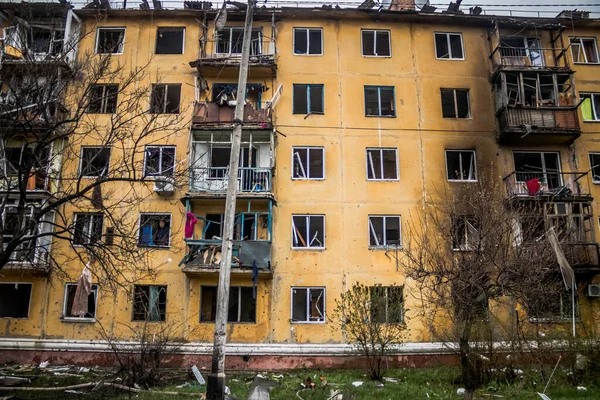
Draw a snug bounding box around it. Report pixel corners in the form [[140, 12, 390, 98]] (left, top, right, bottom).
[[503, 171, 591, 201], [192, 102, 272, 128], [189, 36, 276, 73], [189, 167, 272, 198], [564, 243, 600, 270], [497, 107, 580, 145]]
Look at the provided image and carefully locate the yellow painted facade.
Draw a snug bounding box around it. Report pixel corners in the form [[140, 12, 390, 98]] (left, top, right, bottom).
[[1, 6, 600, 354]]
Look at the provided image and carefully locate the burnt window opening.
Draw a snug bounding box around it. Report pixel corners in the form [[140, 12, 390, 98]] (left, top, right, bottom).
[[446, 150, 477, 181], [435, 32, 464, 59], [293, 28, 322, 55], [292, 84, 323, 115], [155, 27, 185, 54], [364, 86, 395, 117], [73, 213, 104, 245], [203, 214, 224, 240], [366, 148, 398, 180], [292, 147, 324, 179], [200, 286, 256, 323], [88, 84, 118, 114], [291, 287, 325, 323], [0, 283, 32, 318], [4, 146, 49, 178], [362, 30, 391, 57], [63, 284, 98, 319], [150, 84, 181, 114], [27, 27, 64, 55], [292, 215, 325, 249], [369, 215, 401, 248], [138, 214, 171, 248], [441, 89, 470, 118], [96, 28, 125, 54], [144, 146, 175, 177], [370, 285, 404, 323], [504, 72, 574, 108], [452, 215, 479, 251], [132, 285, 167, 322], [590, 153, 600, 183], [513, 151, 561, 189], [80, 147, 111, 178], [2, 207, 37, 262], [216, 27, 262, 55]]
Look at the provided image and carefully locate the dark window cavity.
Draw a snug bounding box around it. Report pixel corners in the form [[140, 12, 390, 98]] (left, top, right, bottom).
[[291, 287, 325, 323], [0, 283, 32, 318], [63, 284, 98, 319], [590, 153, 600, 183], [216, 27, 262, 55], [292, 147, 324, 179], [73, 213, 104, 245], [155, 27, 185, 54], [446, 150, 477, 181], [88, 84, 118, 114], [138, 214, 171, 248], [96, 28, 125, 54], [150, 84, 181, 114], [293, 28, 322, 55], [292, 215, 325, 249], [513, 151, 561, 188], [366, 148, 398, 180], [132, 285, 167, 322], [292, 84, 324, 115], [364, 86, 395, 116], [452, 215, 479, 251], [200, 286, 256, 323], [370, 286, 404, 323], [368, 215, 401, 247], [2, 207, 37, 262], [362, 30, 391, 57], [144, 146, 175, 177], [435, 32, 464, 59], [27, 27, 64, 55], [80, 147, 111, 177], [203, 214, 224, 240], [441, 89, 470, 118]]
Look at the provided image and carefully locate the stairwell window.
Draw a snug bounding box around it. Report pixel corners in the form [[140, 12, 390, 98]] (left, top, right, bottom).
[[144, 146, 175, 177], [368, 215, 401, 248], [291, 287, 325, 323], [95, 27, 125, 54], [62, 283, 98, 321], [0, 283, 32, 318], [570, 37, 599, 64], [441, 89, 470, 118], [292, 215, 325, 249], [73, 213, 104, 246], [88, 84, 118, 114], [292, 147, 324, 179], [366, 148, 398, 180], [580, 93, 600, 121], [364, 86, 395, 117], [155, 27, 185, 54], [293, 28, 323, 55], [80, 147, 111, 178], [138, 214, 171, 248], [434, 32, 464, 60], [292, 84, 324, 115], [200, 286, 256, 323], [150, 84, 181, 114], [361, 29, 391, 57], [446, 150, 477, 181], [132, 285, 167, 322]]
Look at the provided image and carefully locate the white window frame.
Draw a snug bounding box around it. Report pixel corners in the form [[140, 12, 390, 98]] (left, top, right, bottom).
[[291, 214, 325, 249], [445, 150, 477, 182], [95, 27, 125, 55], [441, 88, 471, 119], [215, 27, 262, 55], [79, 146, 111, 178], [569, 37, 599, 64], [88, 84, 118, 114], [62, 283, 99, 322], [138, 213, 172, 248], [368, 215, 401, 249], [72, 213, 104, 246], [365, 148, 399, 181], [361, 29, 391, 58], [589, 152, 600, 183], [0, 282, 33, 319], [290, 286, 325, 324], [292, 27, 323, 56], [434, 32, 465, 60], [155, 27, 185, 55], [580, 93, 600, 121], [143, 145, 176, 177], [291, 146, 325, 180]]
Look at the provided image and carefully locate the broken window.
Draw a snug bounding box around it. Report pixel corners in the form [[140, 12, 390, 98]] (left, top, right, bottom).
[[369, 215, 401, 248], [203, 214, 224, 240], [0, 283, 32, 318], [87, 84, 118, 114], [216, 27, 262, 55], [292, 215, 325, 249], [500, 36, 543, 66], [446, 150, 477, 181], [366, 148, 398, 180], [292, 147, 324, 179], [590, 153, 600, 183], [291, 287, 325, 323], [292, 84, 324, 115], [570, 37, 599, 64], [138, 214, 171, 248], [200, 286, 256, 323], [96, 27, 125, 54], [581, 93, 600, 121], [73, 213, 104, 246], [441, 89, 470, 118], [293, 28, 322, 55], [2, 206, 37, 262], [370, 285, 404, 323], [364, 86, 395, 117], [513, 151, 561, 189], [63, 283, 98, 320], [452, 215, 479, 251], [132, 285, 167, 322], [150, 84, 181, 114], [362, 30, 391, 57], [434, 32, 464, 60], [155, 27, 185, 54], [3, 146, 48, 179], [144, 146, 175, 177], [27, 27, 64, 55], [80, 147, 111, 178]]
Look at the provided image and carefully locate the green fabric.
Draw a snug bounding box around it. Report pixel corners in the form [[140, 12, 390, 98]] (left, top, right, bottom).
[[582, 97, 593, 120]]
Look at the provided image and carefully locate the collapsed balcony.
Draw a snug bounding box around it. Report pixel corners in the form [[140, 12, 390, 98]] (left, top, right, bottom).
[[192, 101, 272, 128]]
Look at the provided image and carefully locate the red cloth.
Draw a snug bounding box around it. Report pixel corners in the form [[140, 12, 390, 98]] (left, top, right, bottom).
[[185, 212, 197, 239], [526, 178, 540, 195]]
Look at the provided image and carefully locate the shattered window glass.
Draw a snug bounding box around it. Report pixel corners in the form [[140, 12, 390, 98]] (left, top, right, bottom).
[[291, 287, 325, 323]]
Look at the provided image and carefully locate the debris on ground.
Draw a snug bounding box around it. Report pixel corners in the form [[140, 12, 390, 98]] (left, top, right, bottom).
[[301, 377, 315, 389], [0, 376, 31, 387], [272, 374, 284, 380], [191, 365, 206, 385], [577, 386, 587, 391], [327, 389, 343, 400], [537, 393, 551, 400], [383, 377, 398, 383], [176, 382, 192, 388], [351, 381, 363, 387], [38, 361, 50, 369], [456, 388, 465, 395], [375, 382, 384, 388], [246, 375, 276, 400]]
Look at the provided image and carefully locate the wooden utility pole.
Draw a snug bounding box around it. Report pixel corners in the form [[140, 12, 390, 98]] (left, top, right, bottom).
[[206, 1, 255, 399]]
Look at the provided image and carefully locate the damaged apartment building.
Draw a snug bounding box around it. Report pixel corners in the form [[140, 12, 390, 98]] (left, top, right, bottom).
[[0, 0, 599, 366]]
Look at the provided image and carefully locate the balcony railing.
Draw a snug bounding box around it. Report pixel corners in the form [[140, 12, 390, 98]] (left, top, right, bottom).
[[183, 239, 271, 270], [490, 45, 570, 69], [498, 107, 580, 133], [190, 167, 272, 194], [564, 243, 600, 267], [0, 173, 51, 194], [192, 102, 272, 126], [193, 36, 276, 68], [503, 171, 591, 199]]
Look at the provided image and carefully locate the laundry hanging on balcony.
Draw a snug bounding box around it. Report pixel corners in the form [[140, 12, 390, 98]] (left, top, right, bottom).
[[185, 212, 198, 239], [526, 178, 540, 196]]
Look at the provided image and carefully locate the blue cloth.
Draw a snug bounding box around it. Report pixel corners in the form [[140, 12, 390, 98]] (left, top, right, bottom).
[[252, 260, 259, 298], [141, 226, 153, 246]]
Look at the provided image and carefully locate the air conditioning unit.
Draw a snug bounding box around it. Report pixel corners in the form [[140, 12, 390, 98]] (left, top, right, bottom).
[[153, 177, 174, 195], [587, 284, 600, 298]]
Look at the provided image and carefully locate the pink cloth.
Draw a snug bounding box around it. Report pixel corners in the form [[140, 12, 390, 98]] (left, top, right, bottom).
[[185, 212, 197, 238], [526, 178, 540, 196]]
